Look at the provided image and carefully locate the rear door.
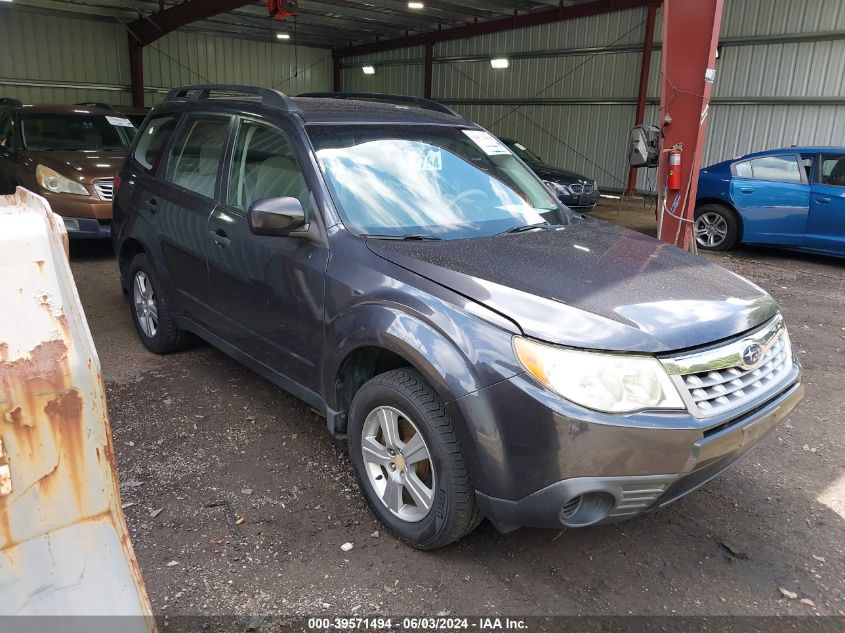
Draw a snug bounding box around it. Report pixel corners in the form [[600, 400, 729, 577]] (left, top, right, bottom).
[[730, 153, 810, 245], [156, 113, 233, 322], [807, 153, 845, 254], [204, 116, 328, 392]]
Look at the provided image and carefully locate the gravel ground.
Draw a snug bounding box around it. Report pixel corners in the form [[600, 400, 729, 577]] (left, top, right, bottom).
[[68, 202, 844, 618]]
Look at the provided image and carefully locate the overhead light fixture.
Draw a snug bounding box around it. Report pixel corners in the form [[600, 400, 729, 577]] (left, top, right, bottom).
[[408, 2, 424, 9], [276, 33, 291, 40], [490, 58, 510, 69], [362, 66, 376, 75]]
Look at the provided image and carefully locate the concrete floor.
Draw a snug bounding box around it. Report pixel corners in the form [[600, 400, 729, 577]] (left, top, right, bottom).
[[68, 202, 844, 617]]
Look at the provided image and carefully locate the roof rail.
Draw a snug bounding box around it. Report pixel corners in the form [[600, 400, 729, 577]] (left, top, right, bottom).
[[0, 98, 23, 108], [164, 84, 298, 112], [297, 92, 461, 117], [75, 101, 115, 110]]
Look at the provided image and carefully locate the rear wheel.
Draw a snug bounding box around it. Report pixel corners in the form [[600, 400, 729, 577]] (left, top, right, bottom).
[[128, 254, 186, 354], [347, 369, 482, 550], [694, 204, 740, 251]]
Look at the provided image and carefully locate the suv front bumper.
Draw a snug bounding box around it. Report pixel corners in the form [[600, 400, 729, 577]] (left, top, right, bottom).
[[450, 366, 803, 533]]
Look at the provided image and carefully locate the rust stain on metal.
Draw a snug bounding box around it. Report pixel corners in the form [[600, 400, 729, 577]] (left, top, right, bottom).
[[0, 437, 11, 497]]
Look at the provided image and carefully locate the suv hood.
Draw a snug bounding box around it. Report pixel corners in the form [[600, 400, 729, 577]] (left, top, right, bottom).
[[366, 219, 778, 353], [29, 149, 125, 184]]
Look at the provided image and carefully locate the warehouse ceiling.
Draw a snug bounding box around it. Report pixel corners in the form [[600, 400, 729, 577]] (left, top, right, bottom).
[[8, 0, 598, 50]]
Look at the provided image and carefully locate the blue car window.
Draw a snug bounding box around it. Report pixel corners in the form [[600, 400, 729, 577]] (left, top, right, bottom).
[[820, 155, 845, 187], [735, 160, 752, 178], [748, 155, 803, 183]]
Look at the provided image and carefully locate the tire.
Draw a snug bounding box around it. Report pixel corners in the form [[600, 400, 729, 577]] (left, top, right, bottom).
[[127, 253, 187, 354], [347, 369, 482, 550], [694, 203, 740, 251]]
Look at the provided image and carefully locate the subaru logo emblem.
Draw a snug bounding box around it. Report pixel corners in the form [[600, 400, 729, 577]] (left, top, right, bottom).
[[741, 343, 763, 368]]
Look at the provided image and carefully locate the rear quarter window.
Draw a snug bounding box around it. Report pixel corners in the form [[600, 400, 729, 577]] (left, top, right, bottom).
[[134, 114, 180, 172]]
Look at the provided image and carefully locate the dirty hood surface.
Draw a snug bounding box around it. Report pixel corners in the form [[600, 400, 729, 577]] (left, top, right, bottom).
[[367, 218, 778, 353]]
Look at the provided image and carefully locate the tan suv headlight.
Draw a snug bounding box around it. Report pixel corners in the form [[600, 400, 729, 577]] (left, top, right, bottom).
[[513, 336, 685, 414], [36, 165, 89, 195]]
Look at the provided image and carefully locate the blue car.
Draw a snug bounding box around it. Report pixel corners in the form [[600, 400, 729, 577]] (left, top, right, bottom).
[[695, 147, 845, 256]]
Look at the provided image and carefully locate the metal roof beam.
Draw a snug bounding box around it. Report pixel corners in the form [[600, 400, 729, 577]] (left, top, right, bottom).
[[127, 0, 257, 47], [334, 0, 656, 57]]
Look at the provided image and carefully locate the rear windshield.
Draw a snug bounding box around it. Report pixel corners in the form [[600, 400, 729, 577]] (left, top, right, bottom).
[[20, 113, 134, 151]]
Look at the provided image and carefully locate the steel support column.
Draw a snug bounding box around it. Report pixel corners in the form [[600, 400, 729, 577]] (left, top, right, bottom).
[[333, 54, 343, 92], [129, 40, 144, 107], [656, 0, 724, 250], [424, 43, 434, 99], [626, 1, 658, 195]]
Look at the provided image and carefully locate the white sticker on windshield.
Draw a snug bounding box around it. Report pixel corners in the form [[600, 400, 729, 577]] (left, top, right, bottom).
[[414, 147, 443, 171], [514, 143, 527, 151], [106, 116, 133, 128], [462, 130, 511, 156]]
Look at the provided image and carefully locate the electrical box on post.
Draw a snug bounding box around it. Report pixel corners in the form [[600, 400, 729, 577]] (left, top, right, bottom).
[[628, 125, 661, 168]]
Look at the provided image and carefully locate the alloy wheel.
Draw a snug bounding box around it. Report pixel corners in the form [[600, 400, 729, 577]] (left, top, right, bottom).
[[361, 406, 435, 523], [694, 211, 728, 248], [133, 271, 158, 338]]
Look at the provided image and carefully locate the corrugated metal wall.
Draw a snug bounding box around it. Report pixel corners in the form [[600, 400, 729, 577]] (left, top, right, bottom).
[[340, 0, 845, 192], [0, 7, 331, 109]]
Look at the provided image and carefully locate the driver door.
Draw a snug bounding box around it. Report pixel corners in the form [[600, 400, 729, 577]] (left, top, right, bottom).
[[204, 117, 328, 392]]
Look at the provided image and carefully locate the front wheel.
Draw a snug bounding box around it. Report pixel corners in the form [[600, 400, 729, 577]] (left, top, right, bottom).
[[347, 369, 482, 549], [694, 204, 740, 251]]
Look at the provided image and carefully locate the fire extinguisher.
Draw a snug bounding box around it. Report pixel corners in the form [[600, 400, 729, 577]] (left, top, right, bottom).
[[667, 148, 682, 190]]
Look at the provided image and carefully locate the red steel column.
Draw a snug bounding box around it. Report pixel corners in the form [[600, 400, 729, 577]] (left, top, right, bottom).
[[656, 0, 724, 249], [129, 40, 144, 107], [626, 1, 658, 195], [424, 42, 434, 99], [333, 55, 343, 92]]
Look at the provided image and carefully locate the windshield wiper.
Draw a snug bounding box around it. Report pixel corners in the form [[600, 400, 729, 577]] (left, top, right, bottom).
[[362, 233, 443, 241], [496, 222, 552, 236]]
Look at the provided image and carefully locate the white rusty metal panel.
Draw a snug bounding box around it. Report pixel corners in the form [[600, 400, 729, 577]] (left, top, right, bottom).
[[0, 188, 153, 624]]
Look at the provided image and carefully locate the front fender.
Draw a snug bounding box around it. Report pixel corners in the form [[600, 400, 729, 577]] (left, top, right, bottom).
[[325, 297, 518, 410]]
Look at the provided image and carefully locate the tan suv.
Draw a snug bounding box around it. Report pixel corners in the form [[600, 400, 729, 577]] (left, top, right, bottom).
[[0, 100, 135, 238]]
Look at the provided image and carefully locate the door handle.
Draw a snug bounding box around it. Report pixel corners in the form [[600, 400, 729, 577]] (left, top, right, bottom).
[[815, 196, 831, 204], [740, 187, 754, 194], [210, 228, 231, 247]]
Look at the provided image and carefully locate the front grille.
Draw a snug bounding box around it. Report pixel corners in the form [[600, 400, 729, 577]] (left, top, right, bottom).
[[583, 183, 594, 194], [569, 183, 583, 194], [661, 315, 793, 418], [94, 179, 114, 201]]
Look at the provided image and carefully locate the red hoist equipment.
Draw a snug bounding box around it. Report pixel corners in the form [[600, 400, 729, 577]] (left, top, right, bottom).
[[267, 0, 299, 20], [667, 148, 682, 191]]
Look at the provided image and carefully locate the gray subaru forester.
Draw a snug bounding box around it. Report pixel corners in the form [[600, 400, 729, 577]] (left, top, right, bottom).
[[113, 85, 804, 549]]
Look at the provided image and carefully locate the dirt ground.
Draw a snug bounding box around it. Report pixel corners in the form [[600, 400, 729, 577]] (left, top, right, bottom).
[[67, 199, 844, 618]]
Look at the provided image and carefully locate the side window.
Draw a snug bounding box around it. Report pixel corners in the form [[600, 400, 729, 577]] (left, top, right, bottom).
[[800, 155, 814, 181], [734, 160, 752, 178], [227, 120, 310, 216], [748, 155, 803, 183], [820, 154, 845, 187], [165, 116, 230, 199], [133, 114, 179, 172], [0, 113, 13, 152]]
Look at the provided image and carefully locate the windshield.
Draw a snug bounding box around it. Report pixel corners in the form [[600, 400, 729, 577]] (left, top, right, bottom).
[[20, 113, 134, 151], [503, 139, 544, 165], [308, 125, 570, 240]]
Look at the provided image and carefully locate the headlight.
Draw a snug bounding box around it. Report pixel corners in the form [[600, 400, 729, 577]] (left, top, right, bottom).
[[543, 180, 571, 196], [36, 165, 89, 195], [513, 337, 685, 413]]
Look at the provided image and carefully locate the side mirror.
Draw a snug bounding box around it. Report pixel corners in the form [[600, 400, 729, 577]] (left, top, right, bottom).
[[248, 197, 306, 236]]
